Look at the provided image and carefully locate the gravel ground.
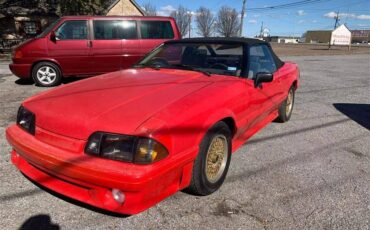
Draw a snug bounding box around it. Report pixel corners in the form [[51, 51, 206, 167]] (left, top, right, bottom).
[[0, 55, 369, 230], [271, 43, 370, 56]]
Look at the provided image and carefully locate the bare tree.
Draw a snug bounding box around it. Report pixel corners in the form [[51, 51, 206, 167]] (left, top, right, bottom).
[[0, 0, 107, 16], [142, 2, 157, 16], [58, 0, 107, 15], [195, 7, 215, 37], [170, 5, 191, 37], [216, 6, 240, 37]]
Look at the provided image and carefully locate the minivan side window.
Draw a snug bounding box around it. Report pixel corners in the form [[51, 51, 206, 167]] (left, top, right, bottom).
[[140, 21, 174, 39], [93, 20, 137, 40], [55, 20, 87, 40], [248, 45, 277, 79]]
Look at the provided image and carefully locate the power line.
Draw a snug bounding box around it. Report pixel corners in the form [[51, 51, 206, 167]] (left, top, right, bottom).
[[246, 0, 334, 11], [302, 0, 370, 11]]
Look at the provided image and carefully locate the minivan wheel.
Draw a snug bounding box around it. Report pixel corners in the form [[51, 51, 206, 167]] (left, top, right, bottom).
[[32, 62, 62, 87], [185, 121, 232, 196]]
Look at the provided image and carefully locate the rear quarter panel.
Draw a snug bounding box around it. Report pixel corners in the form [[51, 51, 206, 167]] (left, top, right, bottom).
[[273, 61, 299, 105], [279, 61, 300, 92]]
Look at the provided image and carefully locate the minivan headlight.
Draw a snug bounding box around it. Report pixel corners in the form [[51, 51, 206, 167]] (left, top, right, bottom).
[[85, 132, 168, 164], [17, 106, 35, 135]]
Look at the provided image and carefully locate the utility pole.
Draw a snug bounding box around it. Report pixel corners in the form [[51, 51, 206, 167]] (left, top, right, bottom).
[[329, 11, 340, 49], [334, 11, 340, 29], [259, 21, 264, 38], [188, 11, 192, 38], [239, 0, 247, 37]]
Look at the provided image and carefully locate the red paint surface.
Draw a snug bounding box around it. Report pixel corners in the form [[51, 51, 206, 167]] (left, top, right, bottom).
[[9, 16, 180, 78], [6, 62, 299, 214]]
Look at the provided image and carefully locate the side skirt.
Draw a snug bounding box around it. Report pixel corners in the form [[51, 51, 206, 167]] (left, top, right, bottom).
[[231, 110, 278, 152]]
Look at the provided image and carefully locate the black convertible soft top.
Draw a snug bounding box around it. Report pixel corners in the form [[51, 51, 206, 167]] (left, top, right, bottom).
[[165, 37, 285, 69], [166, 37, 267, 45]]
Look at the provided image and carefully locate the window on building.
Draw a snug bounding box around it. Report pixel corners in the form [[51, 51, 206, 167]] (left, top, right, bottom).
[[23, 21, 38, 35]]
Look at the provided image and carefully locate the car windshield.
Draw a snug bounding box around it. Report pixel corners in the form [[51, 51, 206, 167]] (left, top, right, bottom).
[[36, 18, 61, 38], [136, 42, 244, 77]]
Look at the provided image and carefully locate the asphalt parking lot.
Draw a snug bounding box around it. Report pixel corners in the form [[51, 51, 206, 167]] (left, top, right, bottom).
[[0, 55, 369, 229]]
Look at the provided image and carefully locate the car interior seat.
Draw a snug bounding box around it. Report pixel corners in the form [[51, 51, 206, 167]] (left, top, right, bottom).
[[181, 48, 207, 67]]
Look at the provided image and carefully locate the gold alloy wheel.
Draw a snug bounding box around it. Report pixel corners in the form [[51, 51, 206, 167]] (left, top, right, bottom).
[[285, 90, 294, 116], [205, 135, 228, 183]]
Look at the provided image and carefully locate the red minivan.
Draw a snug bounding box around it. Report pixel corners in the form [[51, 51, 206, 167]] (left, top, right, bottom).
[[9, 16, 180, 86]]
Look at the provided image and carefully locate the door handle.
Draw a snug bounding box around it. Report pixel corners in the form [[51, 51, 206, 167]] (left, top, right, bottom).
[[87, 40, 92, 48]]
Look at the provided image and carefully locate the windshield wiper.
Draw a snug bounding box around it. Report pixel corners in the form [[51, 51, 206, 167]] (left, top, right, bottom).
[[132, 63, 161, 70], [171, 64, 212, 76], [133, 63, 211, 76]]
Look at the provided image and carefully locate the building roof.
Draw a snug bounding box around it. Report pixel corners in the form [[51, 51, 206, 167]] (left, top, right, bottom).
[[269, 36, 299, 39], [106, 0, 146, 16], [333, 24, 350, 33], [166, 37, 268, 45], [306, 30, 332, 33]]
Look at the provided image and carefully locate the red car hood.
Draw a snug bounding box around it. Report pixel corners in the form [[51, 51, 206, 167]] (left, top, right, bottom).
[[24, 68, 213, 140]]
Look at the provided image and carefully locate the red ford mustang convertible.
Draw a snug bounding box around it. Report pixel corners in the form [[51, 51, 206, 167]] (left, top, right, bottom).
[[6, 38, 299, 215]]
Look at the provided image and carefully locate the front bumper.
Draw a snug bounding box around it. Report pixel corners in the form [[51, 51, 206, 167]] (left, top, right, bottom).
[[9, 63, 32, 78], [6, 125, 195, 214]]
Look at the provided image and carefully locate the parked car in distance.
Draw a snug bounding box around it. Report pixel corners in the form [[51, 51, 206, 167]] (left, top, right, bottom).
[[9, 16, 180, 86], [6, 38, 299, 215]]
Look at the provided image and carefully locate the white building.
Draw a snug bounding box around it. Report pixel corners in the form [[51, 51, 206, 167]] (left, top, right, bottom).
[[268, 36, 299, 44], [331, 24, 352, 46], [306, 24, 352, 45]]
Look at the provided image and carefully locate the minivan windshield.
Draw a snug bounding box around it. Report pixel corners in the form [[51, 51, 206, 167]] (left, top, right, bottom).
[[136, 43, 244, 77], [36, 18, 61, 38]]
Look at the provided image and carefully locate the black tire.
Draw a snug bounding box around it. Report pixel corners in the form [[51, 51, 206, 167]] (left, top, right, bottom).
[[185, 121, 232, 196], [32, 62, 62, 87], [277, 86, 295, 122]]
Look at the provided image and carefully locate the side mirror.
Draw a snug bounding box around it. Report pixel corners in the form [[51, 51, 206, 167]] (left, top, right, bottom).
[[254, 72, 273, 88], [50, 31, 57, 42]]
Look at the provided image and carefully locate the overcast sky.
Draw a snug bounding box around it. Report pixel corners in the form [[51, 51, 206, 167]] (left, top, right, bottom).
[[136, 0, 370, 37]]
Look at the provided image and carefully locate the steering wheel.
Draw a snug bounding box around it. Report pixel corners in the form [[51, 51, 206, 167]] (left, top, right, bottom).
[[211, 63, 229, 70], [149, 58, 169, 67]]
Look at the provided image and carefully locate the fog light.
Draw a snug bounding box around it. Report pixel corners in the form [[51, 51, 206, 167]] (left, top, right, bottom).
[[112, 189, 125, 204]]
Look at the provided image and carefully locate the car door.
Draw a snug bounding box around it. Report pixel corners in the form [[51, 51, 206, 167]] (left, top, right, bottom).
[[260, 44, 286, 106], [120, 20, 141, 69], [244, 44, 279, 128], [47, 20, 92, 75], [90, 20, 123, 74], [90, 19, 140, 73]]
